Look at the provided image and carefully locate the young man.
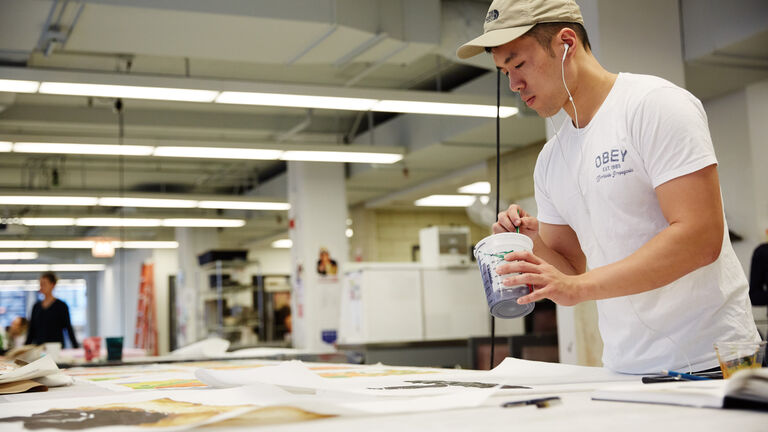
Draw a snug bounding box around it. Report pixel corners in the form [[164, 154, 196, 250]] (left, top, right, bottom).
[[26, 271, 80, 348], [457, 0, 759, 373]]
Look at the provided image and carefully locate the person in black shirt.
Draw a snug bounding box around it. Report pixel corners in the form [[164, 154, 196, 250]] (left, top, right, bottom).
[[25, 271, 79, 348]]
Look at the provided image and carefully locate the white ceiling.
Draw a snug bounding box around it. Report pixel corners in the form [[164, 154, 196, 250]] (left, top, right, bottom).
[[0, 0, 766, 251]]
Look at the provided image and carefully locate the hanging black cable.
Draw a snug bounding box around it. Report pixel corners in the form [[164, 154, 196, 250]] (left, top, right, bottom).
[[115, 98, 126, 333], [490, 69, 501, 370]]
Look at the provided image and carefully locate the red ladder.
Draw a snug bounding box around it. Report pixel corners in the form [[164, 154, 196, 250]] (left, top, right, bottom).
[[134, 263, 158, 355]]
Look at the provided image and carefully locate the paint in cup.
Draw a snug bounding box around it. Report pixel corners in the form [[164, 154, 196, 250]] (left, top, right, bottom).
[[474, 232, 535, 319]]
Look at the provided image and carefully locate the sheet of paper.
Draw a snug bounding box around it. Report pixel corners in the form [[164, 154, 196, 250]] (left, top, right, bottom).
[[0, 356, 59, 384], [487, 357, 639, 386]]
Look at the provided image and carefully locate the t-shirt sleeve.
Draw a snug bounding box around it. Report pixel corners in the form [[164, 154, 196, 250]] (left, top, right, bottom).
[[534, 145, 568, 225], [631, 86, 718, 188]]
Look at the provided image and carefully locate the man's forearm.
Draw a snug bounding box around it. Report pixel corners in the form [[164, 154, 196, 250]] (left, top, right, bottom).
[[533, 235, 584, 276]]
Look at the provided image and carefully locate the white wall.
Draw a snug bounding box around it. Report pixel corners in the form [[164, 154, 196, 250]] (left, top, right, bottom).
[[248, 248, 291, 275], [98, 249, 152, 347], [707, 78, 768, 273]]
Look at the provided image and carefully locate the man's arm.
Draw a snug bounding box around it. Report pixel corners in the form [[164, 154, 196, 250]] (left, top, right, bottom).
[[582, 164, 723, 300], [535, 223, 586, 276], [505, 164, 723, 305]]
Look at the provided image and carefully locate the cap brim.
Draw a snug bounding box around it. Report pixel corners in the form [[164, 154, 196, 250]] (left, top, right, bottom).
[[456, 25, 534, 59]]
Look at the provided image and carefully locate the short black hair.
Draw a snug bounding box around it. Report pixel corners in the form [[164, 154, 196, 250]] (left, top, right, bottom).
[[484, 22, 591, 55], [41, 271, 58, 285]]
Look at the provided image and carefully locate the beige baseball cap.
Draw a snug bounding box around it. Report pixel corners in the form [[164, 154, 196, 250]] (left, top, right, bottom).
[[457, 0, 584, 59]]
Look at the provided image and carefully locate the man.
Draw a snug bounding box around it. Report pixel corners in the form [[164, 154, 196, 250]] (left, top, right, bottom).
[[26, 272, 80, 348], [457, 0, 759, 373]]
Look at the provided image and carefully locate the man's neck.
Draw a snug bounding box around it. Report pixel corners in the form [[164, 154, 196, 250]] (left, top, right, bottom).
[[565, 57, 617, 128]]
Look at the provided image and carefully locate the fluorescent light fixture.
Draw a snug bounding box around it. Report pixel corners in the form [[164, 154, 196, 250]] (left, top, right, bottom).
[[0, 263, 106, 272], [271, 239, 292, 248], [373, 100, 518, 118], [153, 146, 282, 160], [458, 181, 491, 194], [50, 264, 106, 272], [75, 218, 162, 227], [0, 141, 12, 152], [197, 201, 290, 211], [49, 241, 95, 248], [50, 240, 178, 249], [162, 218, 245, 227], [0, 79, 39, 93], [479, 196, 490, 205], [216, 92, 376, 111], [119, 241, 178, 249], [39, 82, 218, 102], [0, 196, 99, 206], [98, 197, 197, 208], [20, 218, 75, 226], [13, 142, 154, 156], [414, 194, 478, 207], [0, 252, 39, 260], [281, 150, 403, 164], [0, 241, 49, 248]]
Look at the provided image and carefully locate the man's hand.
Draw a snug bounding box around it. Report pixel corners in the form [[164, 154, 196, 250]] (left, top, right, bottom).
[[493, 204, 538, 239], [495, 250, 586, 306]]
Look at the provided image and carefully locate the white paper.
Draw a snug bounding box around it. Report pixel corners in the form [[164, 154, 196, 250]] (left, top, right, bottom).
[[488, 357, 638, 386], [0, 355, 60, 384]]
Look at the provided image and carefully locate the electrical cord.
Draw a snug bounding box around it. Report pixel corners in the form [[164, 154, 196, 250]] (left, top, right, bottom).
[[490, 68, 501, 370]]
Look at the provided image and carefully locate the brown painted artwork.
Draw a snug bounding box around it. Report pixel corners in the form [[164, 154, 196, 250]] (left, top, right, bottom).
[[0, 398, 251, 430]]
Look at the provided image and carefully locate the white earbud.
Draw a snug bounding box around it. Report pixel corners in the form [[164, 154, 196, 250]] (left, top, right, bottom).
[[562, 43, 570, 62]]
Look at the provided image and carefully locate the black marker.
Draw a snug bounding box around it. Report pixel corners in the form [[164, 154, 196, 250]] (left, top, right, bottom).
[[501, 396, 561, 408]]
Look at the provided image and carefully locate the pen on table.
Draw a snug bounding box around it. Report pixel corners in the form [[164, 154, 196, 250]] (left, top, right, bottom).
[[501, 396, 561, 408], [660, 369, 712, 381]]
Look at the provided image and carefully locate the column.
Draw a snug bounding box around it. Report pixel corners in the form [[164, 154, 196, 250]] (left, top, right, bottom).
[[174, 227, 218, 348], [288, 161, 348, 352]]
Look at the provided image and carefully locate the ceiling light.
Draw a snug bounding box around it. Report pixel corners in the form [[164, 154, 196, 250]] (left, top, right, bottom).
[[0, 79, 39, 93], [0, 252, 39, 260], [458, 181, 491, 194], [49, 241, 96, 248], [0, 241, 49, 248], [119, 241, 178, 249], [414, 195, 478, 207], [0, 141, 12, 152], [373, 100, 518, 118], [197, 201, 290, 211], [152, 146, 282, 160], [271, 239, 292, 248], [13, 142, 154, 156], [0, 263, 106, 272], [75, 218, 162, 227], [345, 228, 354, 238], [98, 197, 197, 208], [479, 196, 490, 205], [20, 218, 76, 226], [0, 196, 99, 206], [162, 218, 245, 227], [39, 82, 218, 102], [281, 151, 403, 164], [216, 92, 377, 111]]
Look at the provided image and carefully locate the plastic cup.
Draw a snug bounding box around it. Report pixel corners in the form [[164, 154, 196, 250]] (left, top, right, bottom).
[[105, 337, 124, 361], [714, 340, 766, 378], [83, 336, 101, 362], [473, 232, 535, 319]]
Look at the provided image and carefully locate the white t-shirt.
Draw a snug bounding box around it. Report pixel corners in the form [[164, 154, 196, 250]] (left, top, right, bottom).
[[534, 73, 759, 374]]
